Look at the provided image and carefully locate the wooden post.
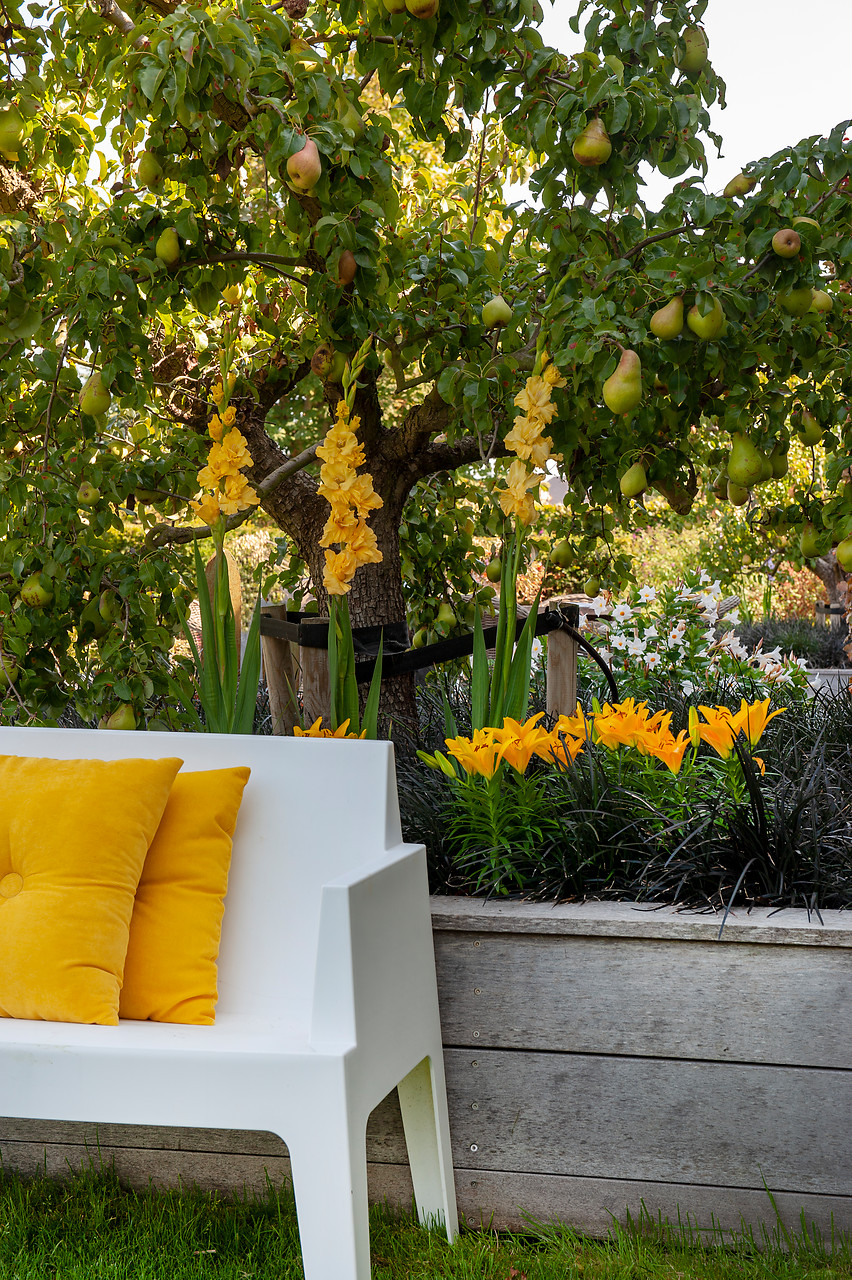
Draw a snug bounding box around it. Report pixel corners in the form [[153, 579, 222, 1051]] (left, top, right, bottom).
[[300, 618, 331, 727], [260, 603, 300, 736], [546, 608, 578, 719]]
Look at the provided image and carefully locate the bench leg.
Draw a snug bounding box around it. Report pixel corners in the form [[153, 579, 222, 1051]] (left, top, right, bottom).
[[287, 1097, 371, 1280], [397, 1055, 459, 1241]]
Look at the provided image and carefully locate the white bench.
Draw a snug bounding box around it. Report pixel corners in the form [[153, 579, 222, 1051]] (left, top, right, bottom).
[[0, 726, 458, 1279]]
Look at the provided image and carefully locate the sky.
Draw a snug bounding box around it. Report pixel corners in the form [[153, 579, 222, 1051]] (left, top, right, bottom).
[[535, 0, 852, 208]]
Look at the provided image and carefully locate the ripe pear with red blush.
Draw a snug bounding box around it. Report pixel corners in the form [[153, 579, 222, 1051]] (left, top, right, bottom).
[[336, 249, 357, 286], [287, 136, 321, 191]]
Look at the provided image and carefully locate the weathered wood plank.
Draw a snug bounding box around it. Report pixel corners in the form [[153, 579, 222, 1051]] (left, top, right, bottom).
[[434, 932, 852, 1068], [0, 1140, 416, 1208], [0, 1091, 403, 1160], [439, 1168, 851, 1240], [439, 1049, 851, 1196], [429, 899, 852, 947]]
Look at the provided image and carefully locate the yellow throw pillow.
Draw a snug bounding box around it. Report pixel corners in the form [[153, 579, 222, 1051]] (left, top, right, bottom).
[[119, 767, 250, 1025], [0, 754, 183, 1025]]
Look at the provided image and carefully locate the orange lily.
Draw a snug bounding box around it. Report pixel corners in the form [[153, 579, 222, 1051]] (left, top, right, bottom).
[[445, 729, 503, 779], [491, 714, 551, 774], [646, 730, 692, 775], [543, 730, 585, 768], [732, 698, 786, 748], [695, 705, 737, 759]]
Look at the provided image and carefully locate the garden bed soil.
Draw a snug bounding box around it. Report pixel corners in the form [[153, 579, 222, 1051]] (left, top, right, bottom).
[[1, 899, 849, 1240]]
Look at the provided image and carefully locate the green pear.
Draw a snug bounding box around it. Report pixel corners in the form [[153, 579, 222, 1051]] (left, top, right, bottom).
[[406, 0, 438, 15], [727, 433, 764, 488], [20, 572, 52, 608], [336, 249, 357, 286], [836, 537, 852, 573], [771, 228, 801, 258], [723, 172, 756, 198], [286, 136, 322, 191], [619, 461, 647, 499], [104, 704, 137, 731], [809, 290, 833, 313], [137, 150, 163, 191], [572, 117, 612, 167], [796, 408, 822, 446], [79, 372, 111, 417], [436, 601, 456, 627], [603, 349, 642, 414], [800, 522, 828, 559], [0, 653, 18, 688], [686, 298, 724, 339], [411, 626, 428, 648], [757, 454, 774, 484], [675, 27, 709, 75], [335, 91, 365, 140], [78, 597, 110, 641], [0, 103, 24, 158], [482, 295, 513, 327], [382, 0, 407, 10], [778, 287, 813, 316], [76, 481, 100, 506], [583, 575, 600, 597], [769, 445, 789, 478], [155, 227, 180, 267], [98, 589, 122, 623], [649, 295, 684, 339], [727, 480, 750, 506], [550, 539, 573, 569], [485, 557, 502, 583]]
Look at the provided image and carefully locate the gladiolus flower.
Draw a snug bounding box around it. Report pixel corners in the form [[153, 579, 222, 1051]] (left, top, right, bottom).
[[190, 493, 222, 525]]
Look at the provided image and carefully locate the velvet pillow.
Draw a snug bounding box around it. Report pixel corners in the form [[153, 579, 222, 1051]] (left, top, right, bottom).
[[119, 767, 251, 1025], [0, 754, 183, 1025]]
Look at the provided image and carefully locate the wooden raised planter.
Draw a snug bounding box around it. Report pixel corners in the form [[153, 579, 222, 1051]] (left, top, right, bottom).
[[1, 899, 850, 1240]]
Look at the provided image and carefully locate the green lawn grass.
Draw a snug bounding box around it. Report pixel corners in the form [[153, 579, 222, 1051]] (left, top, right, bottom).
[[0, 1168, 848, 1280]]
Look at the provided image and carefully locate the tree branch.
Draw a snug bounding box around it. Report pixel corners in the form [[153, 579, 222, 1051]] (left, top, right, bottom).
[[623, 222, 692, 261], [144, 441, 318, 548]]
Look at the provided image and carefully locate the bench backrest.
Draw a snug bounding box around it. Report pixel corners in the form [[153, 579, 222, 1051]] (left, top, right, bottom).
[[0, 727, 402, 1028]]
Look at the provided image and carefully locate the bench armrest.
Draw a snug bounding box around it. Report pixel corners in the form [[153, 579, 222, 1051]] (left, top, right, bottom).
[[310, 843, 440, 1061]]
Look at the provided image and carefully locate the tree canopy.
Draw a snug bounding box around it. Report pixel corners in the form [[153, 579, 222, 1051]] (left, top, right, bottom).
[[0, 0, 850, 725]]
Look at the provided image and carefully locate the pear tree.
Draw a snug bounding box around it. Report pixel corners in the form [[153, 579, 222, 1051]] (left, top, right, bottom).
[[0, 0, 850, 726]]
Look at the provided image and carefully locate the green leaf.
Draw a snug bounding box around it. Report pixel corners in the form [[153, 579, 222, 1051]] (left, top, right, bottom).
[[471, 609, 488, 732], [360, 635, 384, 740], [232, 591, 262, 734]]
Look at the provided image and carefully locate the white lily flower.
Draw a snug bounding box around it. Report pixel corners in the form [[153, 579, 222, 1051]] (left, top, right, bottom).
[[611, 633, 628, 651], [645, 651, 661, 670], [612, 602, 634, 622], [626, 636, 647, 658], [637, 585, 657, 603]]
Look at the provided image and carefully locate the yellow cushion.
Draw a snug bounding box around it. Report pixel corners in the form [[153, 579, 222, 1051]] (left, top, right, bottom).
[[119, 767, 251, 1025], [0, 754, 183, 1025]]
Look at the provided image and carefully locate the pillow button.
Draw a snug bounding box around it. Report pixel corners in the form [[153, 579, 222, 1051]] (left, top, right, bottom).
[[0, 873, 23, 899]]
